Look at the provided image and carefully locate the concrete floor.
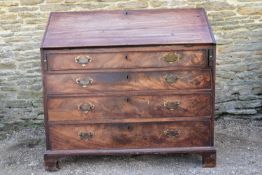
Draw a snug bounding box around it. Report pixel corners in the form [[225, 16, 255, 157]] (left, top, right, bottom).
[[0, 118, 261, 175]]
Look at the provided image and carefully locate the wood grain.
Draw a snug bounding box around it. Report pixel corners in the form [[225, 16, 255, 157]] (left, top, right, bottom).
[[41, 9, 214, 48], [202, 151, 216, 168], [47, 94, 211, 121], [49, 121, 210, 150], [46, 70, 211, 94], [41, 8, 217, 169], [47, 50, 207, 71]]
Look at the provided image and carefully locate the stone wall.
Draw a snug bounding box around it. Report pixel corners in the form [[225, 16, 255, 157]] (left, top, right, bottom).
[[0, 0, 261, 129]]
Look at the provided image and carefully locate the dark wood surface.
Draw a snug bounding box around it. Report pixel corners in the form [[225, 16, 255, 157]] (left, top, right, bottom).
[[44, 146, 216, 170], [41, 8, 215, 48], [45, 146, 216, 156], [47, 50, 207, 71], [45, 70, 211, 94], [202, 151, 216, 168], [47, 94, 211, 121], [41, 8, 216, 170], [49, 121, 210, 150], [44, 45, 212, 54]]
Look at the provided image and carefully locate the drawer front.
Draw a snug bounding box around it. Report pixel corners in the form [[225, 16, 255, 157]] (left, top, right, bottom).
[[49, 121, 210, 150], [46, 70, 211, 94], [48, 94, 211, 121], [47, 50, 207, 71]]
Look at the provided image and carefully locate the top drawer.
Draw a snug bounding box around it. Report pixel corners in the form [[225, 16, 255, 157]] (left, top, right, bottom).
[[46, 49, 208, 71]]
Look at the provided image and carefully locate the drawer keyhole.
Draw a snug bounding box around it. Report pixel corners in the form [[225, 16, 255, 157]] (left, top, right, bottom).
[[127, 125, 132, 131], [79, 132, 93, 141], [163, 129, 179, 138]]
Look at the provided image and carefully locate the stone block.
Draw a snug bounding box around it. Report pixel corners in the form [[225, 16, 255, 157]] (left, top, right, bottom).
[[198, 1, 235, 11], [46, 0, 64, 3], [0, 63, 16, 69], [20, 0, 44, 5], [149, 0, 166, 7], [237, 6, 262, 15], [117, 1, 148, 9], [5, 100, 32, 108], [39, 4, 72, 11]]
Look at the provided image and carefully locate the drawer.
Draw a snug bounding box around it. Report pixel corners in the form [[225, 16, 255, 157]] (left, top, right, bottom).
[[46, 50, 208, 71], [49, 121, 211, 150], [46, 70, 211, 94], [48, 94, 211, 121]]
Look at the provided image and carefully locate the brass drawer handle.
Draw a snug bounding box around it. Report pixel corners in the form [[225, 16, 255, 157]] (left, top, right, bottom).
[[164, 74, 178, 84], [164, 52, 181, 64], [79, 132, 94, 141], [75, 55, 92, 66], [75, 77, 93, 87], [78, 103, 95, 113], [164, 101, 180, 110], [163, 129, 179, 138]]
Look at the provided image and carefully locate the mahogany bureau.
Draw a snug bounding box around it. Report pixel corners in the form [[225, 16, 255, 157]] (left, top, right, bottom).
[[40, 8, 216, 171]]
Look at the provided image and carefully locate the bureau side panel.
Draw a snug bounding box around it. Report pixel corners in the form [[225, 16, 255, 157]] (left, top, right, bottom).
[[211, 45, 216, 146], [41, 49, 51, 150]]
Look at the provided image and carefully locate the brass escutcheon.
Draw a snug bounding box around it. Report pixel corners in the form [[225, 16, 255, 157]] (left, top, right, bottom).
[[164, 74, 178, 84], [164, 101, 180, 110], [75, 55, 92, 66], [75, 77, 93, 87], [79, 132, 94, 141], [164, 52, 181, 64], [163, 129, 179, 138], [78, 103, 95, 113]]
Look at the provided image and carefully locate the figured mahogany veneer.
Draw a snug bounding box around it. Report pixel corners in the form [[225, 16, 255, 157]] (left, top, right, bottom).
[[47, 50, 208, 71], [49, 121, 210, 150], [47, 94, 212, 121], [41, 8, 216, 171], [46, 70, 211, 94]]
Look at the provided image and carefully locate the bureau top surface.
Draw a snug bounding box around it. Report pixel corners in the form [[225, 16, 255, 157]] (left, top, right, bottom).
[[41, 8, 215, 48]]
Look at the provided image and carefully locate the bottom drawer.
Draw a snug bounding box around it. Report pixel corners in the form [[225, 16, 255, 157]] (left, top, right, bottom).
[[49, 121, 210, 150]]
